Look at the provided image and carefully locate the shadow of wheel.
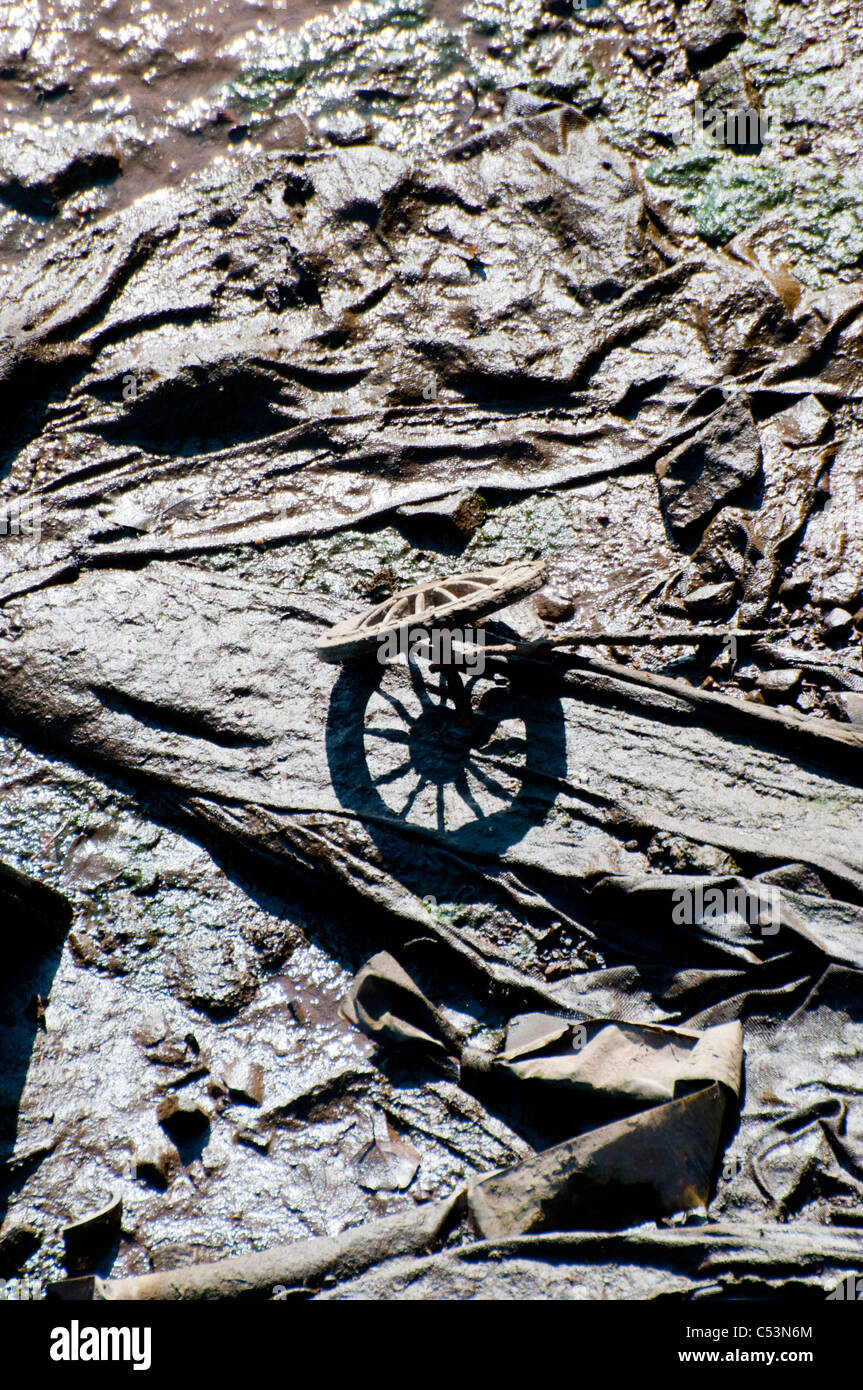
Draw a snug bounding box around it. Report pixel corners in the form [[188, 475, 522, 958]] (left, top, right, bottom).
[[326, 653, 567, 859]]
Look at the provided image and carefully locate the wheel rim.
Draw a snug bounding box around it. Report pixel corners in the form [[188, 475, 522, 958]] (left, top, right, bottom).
[[316, 560, 547, 662]]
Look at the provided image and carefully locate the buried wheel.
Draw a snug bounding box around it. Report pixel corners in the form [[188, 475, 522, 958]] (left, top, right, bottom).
[[315, 560, 547, 664]]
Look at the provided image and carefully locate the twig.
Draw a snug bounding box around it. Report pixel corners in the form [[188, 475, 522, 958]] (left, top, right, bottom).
[[472, 628, 772, 656]]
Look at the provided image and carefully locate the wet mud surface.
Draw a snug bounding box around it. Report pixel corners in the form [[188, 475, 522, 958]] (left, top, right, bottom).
[[1, 0, 863, 1299]]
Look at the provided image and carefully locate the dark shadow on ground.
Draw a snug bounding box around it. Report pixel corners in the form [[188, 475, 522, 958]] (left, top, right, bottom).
[[325, 651, 568, 863], [0, 863, 71, 1231]]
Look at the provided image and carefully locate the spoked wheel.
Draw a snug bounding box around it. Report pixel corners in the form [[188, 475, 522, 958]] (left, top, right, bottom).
[[316, 561, 547, 664]]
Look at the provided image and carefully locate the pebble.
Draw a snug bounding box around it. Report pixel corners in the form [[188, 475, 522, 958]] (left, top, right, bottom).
[[533, 589, 575, 623], [821, 607, 853, 640], [836, 692, 863, 725], [683, 581, 736, 617], [132, 1138, 177, 1191], [220, 1059, 265, 1107], [0, 1221, 42, 1276], [756, 669, 802, 699]]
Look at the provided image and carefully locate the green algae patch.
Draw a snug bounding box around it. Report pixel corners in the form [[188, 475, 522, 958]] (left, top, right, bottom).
[[645, 148, 863, 281], [645, 152, 788, 245]]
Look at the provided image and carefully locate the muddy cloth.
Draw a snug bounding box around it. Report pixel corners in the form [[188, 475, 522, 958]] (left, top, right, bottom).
[[315, 1225, 863, 1301], [3, 107, 863, 1297], [344, 951, 744, 1236]]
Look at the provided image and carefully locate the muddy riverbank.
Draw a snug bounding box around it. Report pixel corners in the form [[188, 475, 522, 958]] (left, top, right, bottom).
[[2, 0, 863, 1299]]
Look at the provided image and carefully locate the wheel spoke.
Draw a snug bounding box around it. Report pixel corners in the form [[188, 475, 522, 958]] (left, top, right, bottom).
[[401, 777, 427, 819], [373, 759, 414, 787], [377, 689, 415, 725], [470, 763, 512, 802], [455, 770, 486, 821], [363, 725, 410, 744], [316, 561, 546, 662]]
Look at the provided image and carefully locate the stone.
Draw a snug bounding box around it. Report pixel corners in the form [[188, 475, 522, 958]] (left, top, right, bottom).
[[682, 581, 736, 618], [774, 395, 832, 447], [821, 572, 862, 610], [132, 1009, 169, 1049], [820, 608, 853, 641], [756, 669, 802, 700], [168, 926, 259, 1017], [132, 1138, 178, 1191], [313, 110, 374, 146], [533, 588, 575, 623], [735, 664, 759, 684], [683, 0, 746, 71], [236, 1126, 272, 1154], [62, 1195, 122, 1270], [144, 1034, 203, 1068], [696, 56, 749, 114], [156, 1094, 212, 1143], [778, 574, 811, 603], [836, 692, 863, 726], [655, 395, 762, 538], [688, 509, 752, 589], [0, 1221, 42, 1276], [0, 121, 135, 217], [397, 490, 489, 546], [220, 1059, 264, 1107]]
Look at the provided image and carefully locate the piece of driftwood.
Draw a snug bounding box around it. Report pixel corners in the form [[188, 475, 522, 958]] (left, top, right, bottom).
[[564, 650, 863, 762], [49, 1192, 463, 1301]]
